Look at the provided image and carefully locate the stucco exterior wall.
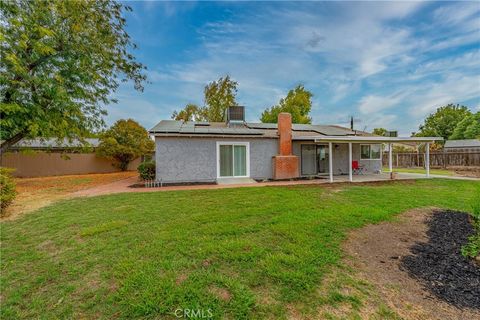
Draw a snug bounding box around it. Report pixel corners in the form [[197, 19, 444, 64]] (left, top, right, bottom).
[[155, 137, 278, 183], [292, 141, 382, 176]]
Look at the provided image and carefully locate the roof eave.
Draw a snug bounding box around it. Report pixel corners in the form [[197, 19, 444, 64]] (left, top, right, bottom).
[[311, 136, 443, 143]]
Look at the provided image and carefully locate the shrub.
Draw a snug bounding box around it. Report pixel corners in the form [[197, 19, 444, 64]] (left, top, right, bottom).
[[0, 168, 17, 215], [97, 119, 155, 171], [462, 192, 480, 259], [461, 234, 480, 259], [137, 160, 155, 180]]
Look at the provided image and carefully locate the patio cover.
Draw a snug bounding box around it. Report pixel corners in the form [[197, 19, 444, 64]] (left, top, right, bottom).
[[297, 135, 444, 183]]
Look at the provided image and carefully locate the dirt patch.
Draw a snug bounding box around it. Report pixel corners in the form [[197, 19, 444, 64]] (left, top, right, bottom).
[[344, 208, 480, 320], [175, 273, 188, 286], [208, 285, 231, 302], [2, 172, 137, 221], [401, 210, 480, 309], [37, 239, 61, 258], [451, 166, 480, 178], [201, 259, 212, 267]]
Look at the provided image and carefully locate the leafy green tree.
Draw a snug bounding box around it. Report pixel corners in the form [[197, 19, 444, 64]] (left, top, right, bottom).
[[415, 104, 471, 140], [96, 119, 154, 171], [171, 104, 203, 121], [373, 128, 387, 136], [171, 76, 237, 122], [450, 112, 480, 140], [0, 0, 146, 153], [202, 75, 238, 122], [260, 85, 313, 124]]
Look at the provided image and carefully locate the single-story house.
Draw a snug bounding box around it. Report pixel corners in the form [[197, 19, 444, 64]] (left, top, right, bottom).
[[444, 139, 480, 152], [149, 106, 442, 183]]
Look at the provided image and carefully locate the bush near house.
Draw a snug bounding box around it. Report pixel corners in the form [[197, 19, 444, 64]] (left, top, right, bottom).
[[137, 160, 155, 180], [96, 119, 155, 171], [0, 168, 17, 215]]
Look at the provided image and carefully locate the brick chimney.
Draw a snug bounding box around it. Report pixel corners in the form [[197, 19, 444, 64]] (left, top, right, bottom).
[[272, 113, 299, 179]]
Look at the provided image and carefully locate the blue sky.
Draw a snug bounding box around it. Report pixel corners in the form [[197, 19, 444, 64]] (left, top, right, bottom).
[[108, 1, 480, 135]]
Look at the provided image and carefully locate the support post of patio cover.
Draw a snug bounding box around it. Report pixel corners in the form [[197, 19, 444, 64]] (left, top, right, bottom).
[[388, 143, 393, 172], [329, 142, 333, 183], [426, 142, 430, 178], [348, 142, 352, 182]]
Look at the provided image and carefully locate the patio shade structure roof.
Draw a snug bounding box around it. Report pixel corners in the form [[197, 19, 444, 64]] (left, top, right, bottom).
[[305, 136, 444, 183], [294, 136, 443, 143]]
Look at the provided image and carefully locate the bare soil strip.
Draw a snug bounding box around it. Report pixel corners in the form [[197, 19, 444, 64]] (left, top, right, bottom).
[[2, 172, 137, 221], [344, 208, 480, 320]]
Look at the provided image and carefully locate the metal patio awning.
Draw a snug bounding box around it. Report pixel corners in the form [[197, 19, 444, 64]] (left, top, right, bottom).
[[308, 136, 443, 144]]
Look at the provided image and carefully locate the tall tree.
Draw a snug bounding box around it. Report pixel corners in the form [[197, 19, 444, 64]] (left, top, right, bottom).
[[372, 128, 387, 136], [260, 85, 313, 124], [171, 104, 203, 121], [449, 112, 480, 140], [202, 75, 238, 122], [171, 76, 238, 122], [415, 104, 471, 141], [0, 0, 146, 153], [96, 119, 154, 171]]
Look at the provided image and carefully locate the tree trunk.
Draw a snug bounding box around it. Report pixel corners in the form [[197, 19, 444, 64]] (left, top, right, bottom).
[[0, 131, 26, 154]]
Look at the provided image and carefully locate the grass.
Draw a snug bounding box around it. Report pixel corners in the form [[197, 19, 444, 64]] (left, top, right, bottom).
[[383, 167, 454, 176], [462, 194, 480, 259], [1, 179, 478, 319], [4, 172, 136, 219]]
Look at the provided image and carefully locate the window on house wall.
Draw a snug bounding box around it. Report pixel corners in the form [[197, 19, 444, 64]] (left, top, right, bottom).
[[360, 144, 382, 160]]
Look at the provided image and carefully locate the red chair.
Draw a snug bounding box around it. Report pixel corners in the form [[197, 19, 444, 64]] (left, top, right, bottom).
[[352, 161, 365, 175]]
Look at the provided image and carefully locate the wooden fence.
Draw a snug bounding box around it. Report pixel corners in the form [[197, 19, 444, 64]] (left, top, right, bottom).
[[1, 152, 142, 177], [382, 152, 480, 168]]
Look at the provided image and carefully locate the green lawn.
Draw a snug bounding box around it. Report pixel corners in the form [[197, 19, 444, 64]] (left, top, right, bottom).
[[1, 179, 478, 319], [384, 167, 454, 176]]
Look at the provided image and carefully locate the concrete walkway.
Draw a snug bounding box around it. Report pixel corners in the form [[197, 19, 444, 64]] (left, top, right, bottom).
[[70, 173, 479, 198]]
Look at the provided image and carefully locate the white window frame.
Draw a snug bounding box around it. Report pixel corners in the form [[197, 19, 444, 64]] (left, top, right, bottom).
[[216, 141, 250, 178], [360, 144, 382, 160]]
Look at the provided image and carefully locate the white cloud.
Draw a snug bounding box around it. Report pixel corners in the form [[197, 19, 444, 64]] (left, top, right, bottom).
[[113, 1, 479, 135], [410, 50, 480, 79], [363, 113, 398, 132], [407, 73, 480, 118], [433, 2, 480, 29], [358, 95, 402, 114]]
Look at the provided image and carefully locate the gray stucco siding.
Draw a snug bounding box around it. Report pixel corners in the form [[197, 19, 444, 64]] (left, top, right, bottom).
[[155, 137, 278, 183]]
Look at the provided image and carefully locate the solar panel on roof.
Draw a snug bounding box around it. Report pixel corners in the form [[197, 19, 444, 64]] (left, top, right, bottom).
[[246, 122, 277, 129], [179, 127, 195, 133], [193, 127, 213, 133]]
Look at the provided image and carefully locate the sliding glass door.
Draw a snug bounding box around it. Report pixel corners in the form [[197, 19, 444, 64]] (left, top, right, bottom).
[[317, 145, 329, 174], [301, 145, 316, 175], [218, 143, 248, 177], [301, 144, 329, 175]]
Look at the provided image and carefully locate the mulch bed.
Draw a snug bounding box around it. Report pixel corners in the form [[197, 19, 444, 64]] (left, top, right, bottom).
[[401, 210, 480, 309]]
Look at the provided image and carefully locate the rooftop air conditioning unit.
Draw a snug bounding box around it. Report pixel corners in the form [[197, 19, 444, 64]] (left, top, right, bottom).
[[226, 106, 245, 124]]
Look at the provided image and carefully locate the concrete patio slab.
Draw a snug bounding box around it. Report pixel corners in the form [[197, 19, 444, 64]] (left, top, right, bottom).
[[217, 177, 258, 185], [70, 172, 479, 198]]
